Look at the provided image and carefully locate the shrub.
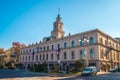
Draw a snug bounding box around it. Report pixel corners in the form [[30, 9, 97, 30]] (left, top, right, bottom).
[[29, 63, 47, 72]]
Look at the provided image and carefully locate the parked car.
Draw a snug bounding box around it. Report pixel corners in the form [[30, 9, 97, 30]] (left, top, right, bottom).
[[109, 66, 120, 72], [81, 66, 97, 76], [109, 68, 117, 72]]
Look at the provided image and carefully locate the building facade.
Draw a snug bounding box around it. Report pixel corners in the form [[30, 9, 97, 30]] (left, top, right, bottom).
[[19, 14, 120, 72], [2, 42, 26, 68], [0, 48, 6, 68]]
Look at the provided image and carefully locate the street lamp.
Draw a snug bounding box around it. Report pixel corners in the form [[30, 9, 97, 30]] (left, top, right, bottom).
[[55, 47, 61, 72], [79, 36, 89, 67], [79, 36, 89, 58]]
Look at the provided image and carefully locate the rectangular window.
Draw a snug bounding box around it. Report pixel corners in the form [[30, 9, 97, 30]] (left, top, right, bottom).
[[26, 50, 28, 53], [32, 55, 34, 61], [36, 47, 39, 52], [40, 55, 41, 60], [105, 40, 108, 45], [64, 52, 67, 59], [26, 56, 27, 62], [20, 51, 22, 54], [46, 54, 48, 60], [71, 51, 75, 59], [52, 45, 54, 50], [40, 47, 42, 51], [36, 55, 38, 61], [23, 56, 24, 61], [29, 56, 30, 61], [57, 54, 60, 60], [43, 54, 45, 60], [29, 49, 31, 53], [47, 46, 49, 51], [51, 53, 53, 60]]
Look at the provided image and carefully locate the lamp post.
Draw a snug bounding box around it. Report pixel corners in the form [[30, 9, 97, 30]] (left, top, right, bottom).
[[55, 47, 61, 72], [79, 36, 89, 58], [79, 36, 89, 66]]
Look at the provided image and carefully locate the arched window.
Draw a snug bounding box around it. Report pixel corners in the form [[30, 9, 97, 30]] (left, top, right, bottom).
[[90, 49, 94, 58], [80, 40, 84, 46], [64, 42, 67, 48], [80, 50, 85, 58], [89, 37, 94, 44], [71, 40, 75, 47], [57, 43, 60, 48]]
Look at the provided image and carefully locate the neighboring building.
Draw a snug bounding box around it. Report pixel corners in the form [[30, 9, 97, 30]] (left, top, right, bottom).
[[19, 14, 120, 72], [4, 42, 26, 68], [0, 48, 6, 67]]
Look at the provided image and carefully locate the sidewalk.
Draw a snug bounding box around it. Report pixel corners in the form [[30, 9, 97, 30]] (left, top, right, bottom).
[[23, 70, 81, 77], [97, 72, 111, 75]]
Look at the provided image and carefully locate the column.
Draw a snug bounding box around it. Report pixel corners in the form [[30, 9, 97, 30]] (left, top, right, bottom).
[[60, 63, 63, 71], [67, 62, 70, 72], [96, 61, 100, 72]]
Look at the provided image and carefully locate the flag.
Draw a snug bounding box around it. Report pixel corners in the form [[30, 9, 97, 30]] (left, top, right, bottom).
[[55, 48, 58, 55], [55, 47, 61, 55], [30, 52, 33, 55]]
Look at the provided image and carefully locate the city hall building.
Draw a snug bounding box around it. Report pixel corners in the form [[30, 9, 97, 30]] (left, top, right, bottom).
[[19, 14, 120, 72]]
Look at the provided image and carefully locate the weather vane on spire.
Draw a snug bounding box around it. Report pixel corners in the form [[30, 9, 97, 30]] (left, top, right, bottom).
[[57, 8, 61, 19], [58, 8, 60, 14]]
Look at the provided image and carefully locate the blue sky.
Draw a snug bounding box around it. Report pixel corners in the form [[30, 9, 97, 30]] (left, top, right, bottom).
[[0, 0, 120, 50]]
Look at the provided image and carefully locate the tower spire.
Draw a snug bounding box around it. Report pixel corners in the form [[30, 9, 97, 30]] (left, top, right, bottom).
[[56, 8, 61, 19]]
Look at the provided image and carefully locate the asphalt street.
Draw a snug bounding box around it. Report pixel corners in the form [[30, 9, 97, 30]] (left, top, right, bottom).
[[0, 69, 120, 80]]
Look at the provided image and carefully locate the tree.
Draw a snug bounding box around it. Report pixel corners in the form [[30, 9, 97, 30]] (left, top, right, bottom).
[[74, 59, 89, 72]]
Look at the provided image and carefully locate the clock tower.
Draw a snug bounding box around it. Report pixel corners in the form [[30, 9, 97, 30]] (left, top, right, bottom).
[[51, 14, 65, 39]]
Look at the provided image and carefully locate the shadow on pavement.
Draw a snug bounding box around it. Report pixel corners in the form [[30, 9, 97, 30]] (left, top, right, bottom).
[[0, 69, 48, 79]]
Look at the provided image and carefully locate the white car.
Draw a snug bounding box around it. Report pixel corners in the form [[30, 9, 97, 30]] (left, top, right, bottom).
[[81, 66, 97, 76]]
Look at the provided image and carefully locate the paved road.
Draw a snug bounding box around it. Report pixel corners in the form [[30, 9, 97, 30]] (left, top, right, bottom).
[[0, 69, 120, 80], [59, 72, 120, 80], [0, 69, 67, 80]]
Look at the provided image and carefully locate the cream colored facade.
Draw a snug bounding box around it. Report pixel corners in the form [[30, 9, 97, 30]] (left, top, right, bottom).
[[3, 43, 26, 68], [19, 14, 120, 72], [0, 48, 5, 67]]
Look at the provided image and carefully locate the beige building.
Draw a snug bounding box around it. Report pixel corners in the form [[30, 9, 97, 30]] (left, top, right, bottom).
[[19, 14, 120, 72], [2, 43, 26, 68], [0, 48, 6, 67]]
